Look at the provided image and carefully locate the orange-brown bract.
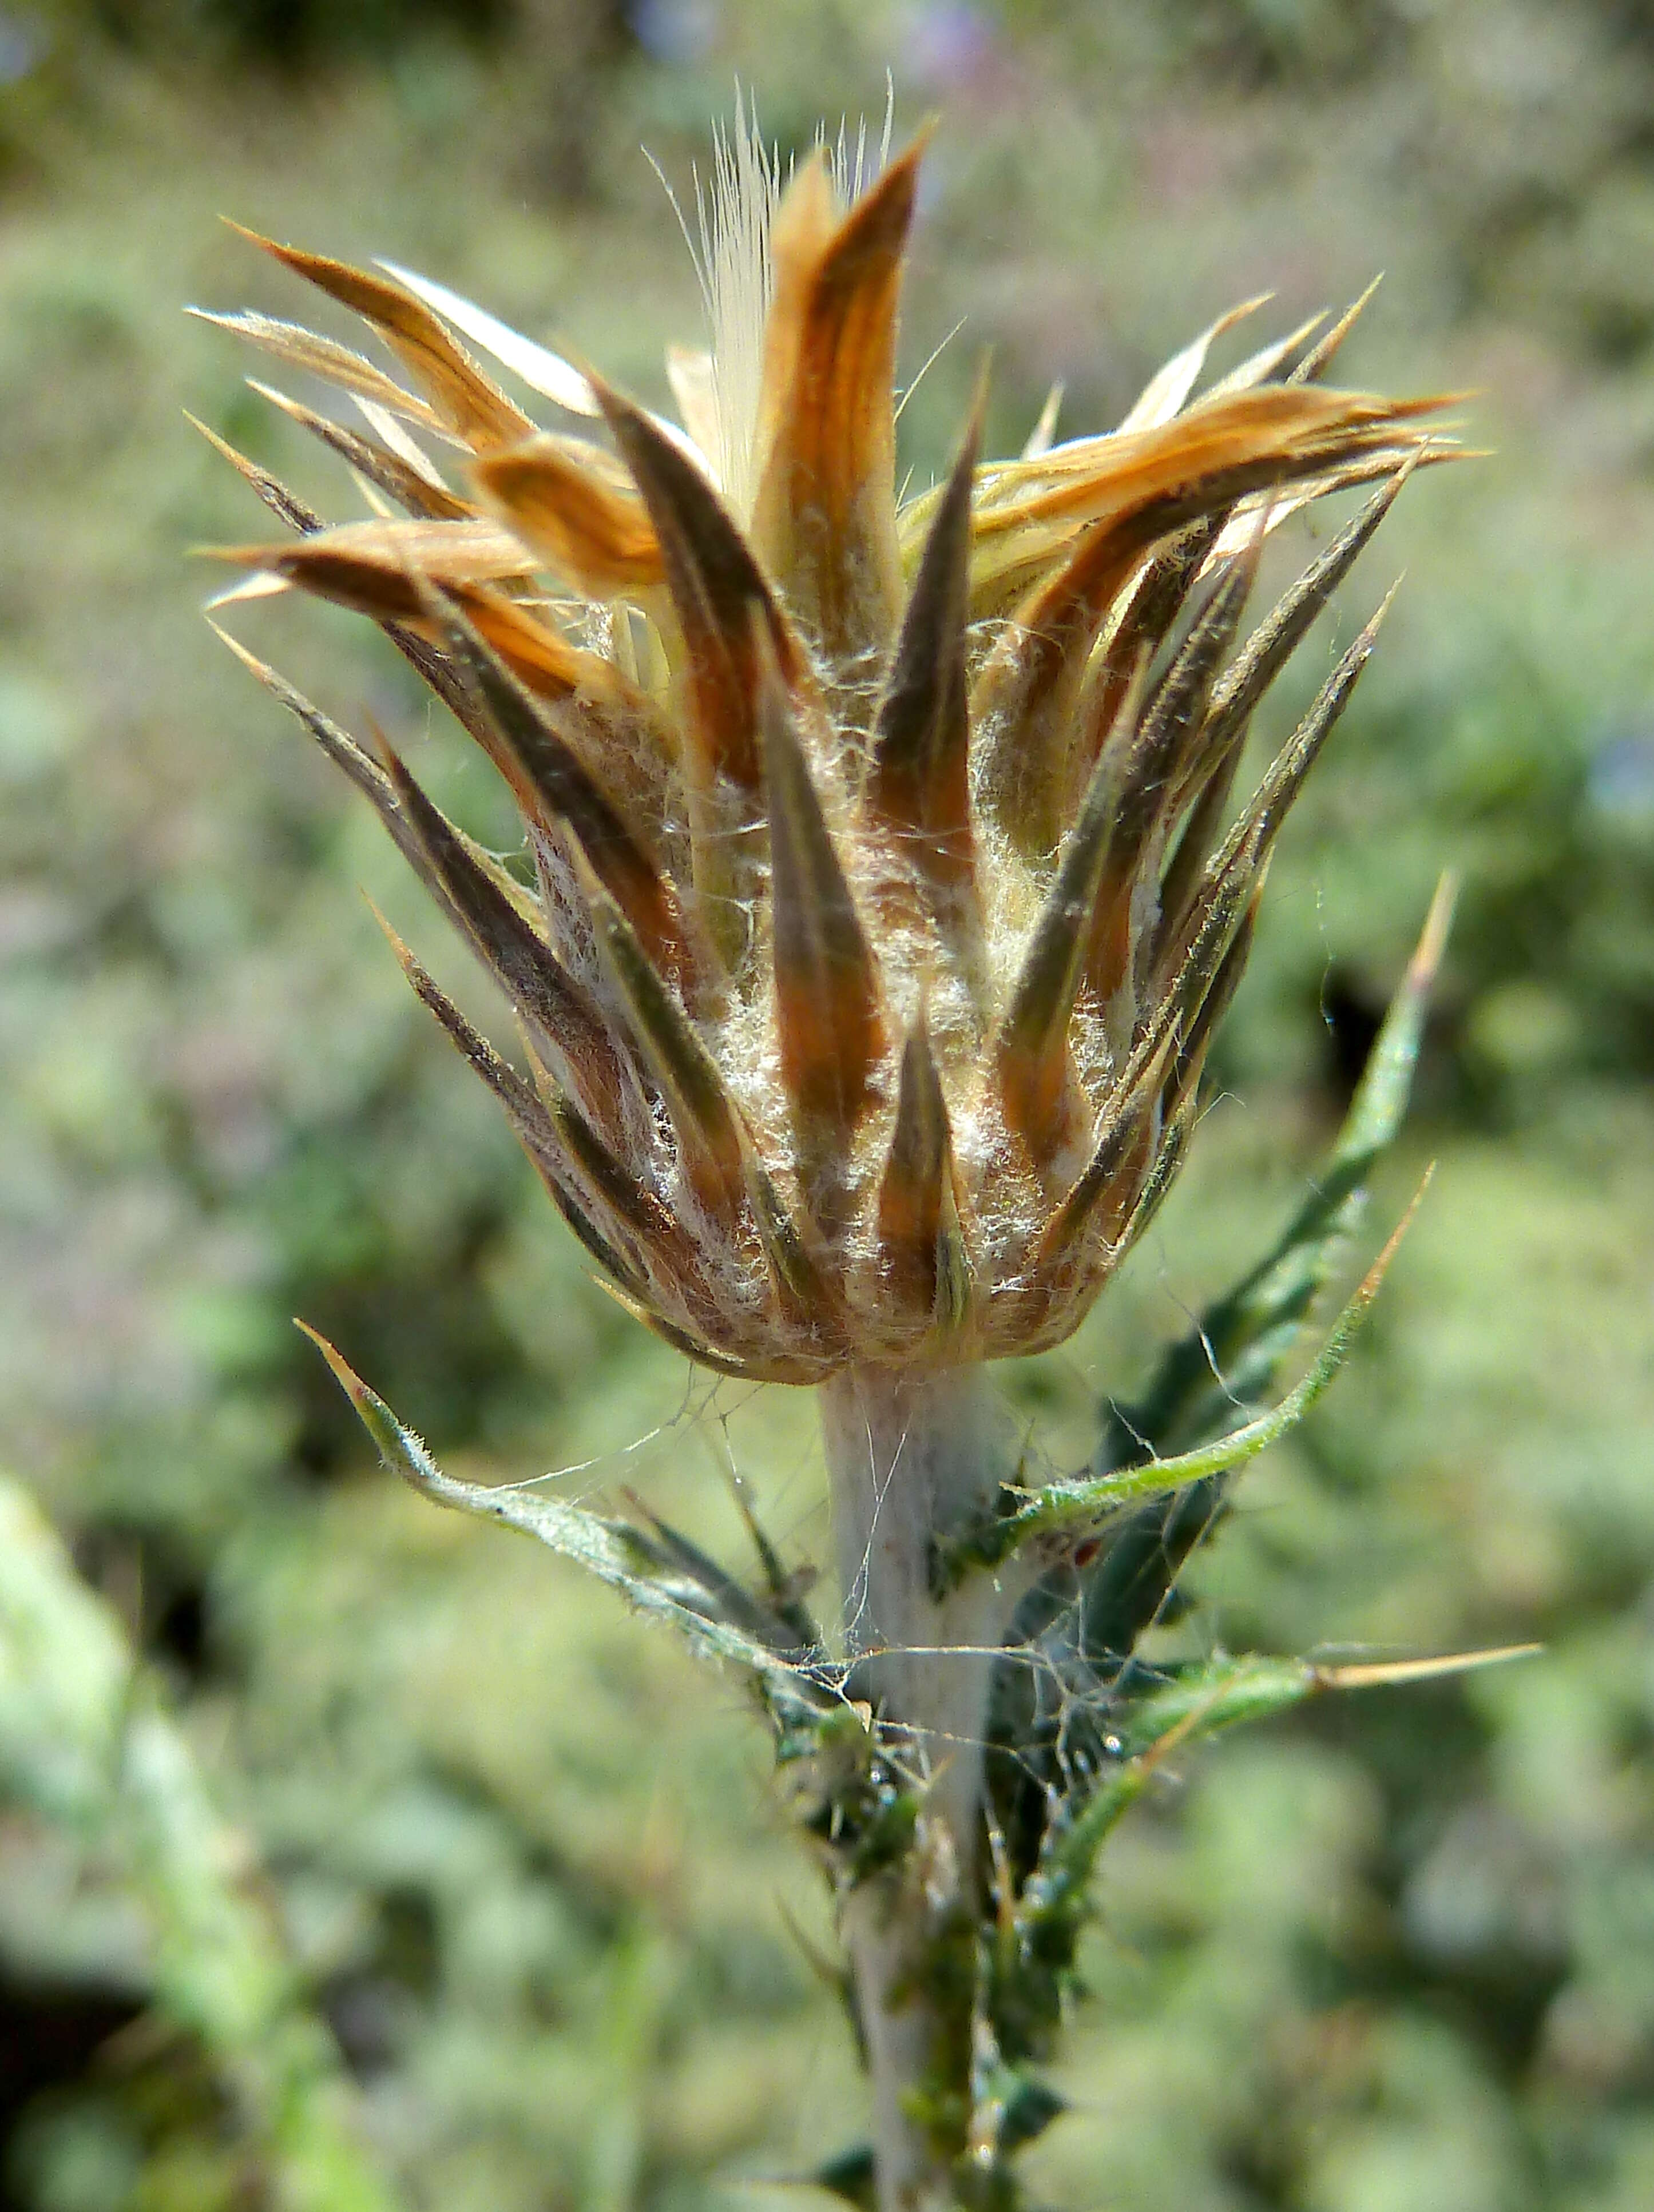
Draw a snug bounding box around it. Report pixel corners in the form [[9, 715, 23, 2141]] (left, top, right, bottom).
[[204, 136, 1448, 1385]]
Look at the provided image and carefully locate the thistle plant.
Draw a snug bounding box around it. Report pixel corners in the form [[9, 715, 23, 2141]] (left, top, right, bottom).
[[198, 113, 1517, 2210]]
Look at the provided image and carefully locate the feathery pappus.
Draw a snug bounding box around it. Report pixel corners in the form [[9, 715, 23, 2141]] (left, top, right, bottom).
[[199, 112, 1451, 1387]]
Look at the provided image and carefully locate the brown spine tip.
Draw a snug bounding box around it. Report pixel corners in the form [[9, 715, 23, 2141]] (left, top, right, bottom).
[[1287, 276, 1384, 387], [749, 134, 927, 667], [186, 412, 326, 537], [249, 382, 473, 521], [189, 301, 449, 434], [1193, 457, 1416, 787], [233, 226, 536, 450], [212, 530, 617, 710]]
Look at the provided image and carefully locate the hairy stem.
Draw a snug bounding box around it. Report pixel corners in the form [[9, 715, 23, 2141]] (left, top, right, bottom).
[[819, 1364, 1030, 2209]]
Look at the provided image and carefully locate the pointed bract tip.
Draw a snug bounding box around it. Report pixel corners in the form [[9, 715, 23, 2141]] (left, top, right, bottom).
[[293, 1316, 362, 1402], [1408, 869, 1459, 992], [1021, 378, 1064, 458], [1314, 1642, 1542, 1691], [861, 112, 938, 189], [1227, 289, 1276, 324], [295, 1320, 444, 1490], [1365, 573, 1405, 634], [359, 889, 418, 972], [1294, 275, 1383, 375], [204, 615, 257, 663]]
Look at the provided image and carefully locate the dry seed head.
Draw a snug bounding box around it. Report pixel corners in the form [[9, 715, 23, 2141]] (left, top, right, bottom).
[[201, 117, 1451, 1383]]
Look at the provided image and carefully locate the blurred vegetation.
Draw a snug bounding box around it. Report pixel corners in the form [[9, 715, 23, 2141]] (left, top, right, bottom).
[[2, 0, 1653, 2206]]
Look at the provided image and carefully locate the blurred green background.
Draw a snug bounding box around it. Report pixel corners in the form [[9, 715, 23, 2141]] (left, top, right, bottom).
[[2, 1, 1653, 2206]]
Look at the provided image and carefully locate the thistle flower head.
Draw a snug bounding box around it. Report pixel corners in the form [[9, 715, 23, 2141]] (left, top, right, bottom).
[[203, 117, 1447, 1384]]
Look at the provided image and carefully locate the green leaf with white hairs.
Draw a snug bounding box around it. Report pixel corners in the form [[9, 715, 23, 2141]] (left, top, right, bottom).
[[948, 1164, 1431, 1580], [977, 880, 1456, 1962], [1112, 869, 1454, 1463], [1066, 873, 1455, 1661], [300, 1324, 840, 1730], [1008, 1642, 1536, 2004], [616, 1486, 822, 1658]]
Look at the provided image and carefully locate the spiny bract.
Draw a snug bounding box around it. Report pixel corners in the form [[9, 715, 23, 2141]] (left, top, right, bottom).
[[202, 119, 1447, 1385]]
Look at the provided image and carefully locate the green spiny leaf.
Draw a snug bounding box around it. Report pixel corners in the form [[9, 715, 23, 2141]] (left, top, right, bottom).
[[299, 1324, 839, 1727], [1009, 1638, 1534, 1997], [617, 1487, 818, 1658], [948, 1170, 1429, 1576], [704, 1427, 826, 1654], [1067, 874, 1453, 1668], [1108, 871, 1455, 1464]]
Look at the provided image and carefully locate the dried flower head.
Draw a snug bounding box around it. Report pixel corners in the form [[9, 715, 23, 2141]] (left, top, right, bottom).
[[200, 117, 1447, 1388]]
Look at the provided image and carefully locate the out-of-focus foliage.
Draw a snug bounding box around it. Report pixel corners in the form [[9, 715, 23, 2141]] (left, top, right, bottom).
[[0, 1474, 397, 2212], [61, 1, 515, 67], [2, 2, 1653, 2207]]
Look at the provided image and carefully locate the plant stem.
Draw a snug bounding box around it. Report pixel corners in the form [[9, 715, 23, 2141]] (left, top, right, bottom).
[[818, 1364, 1029, 2210]]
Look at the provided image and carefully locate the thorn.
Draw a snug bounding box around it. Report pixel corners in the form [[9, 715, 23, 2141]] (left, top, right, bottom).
[[1409, 869, 1459, 992], [1314, 1643, 1542, 1690], [294, 1316, 359, 1401]]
